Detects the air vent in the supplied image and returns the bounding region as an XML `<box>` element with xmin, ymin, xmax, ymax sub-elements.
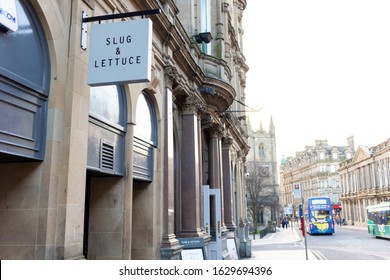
<box><xmin>101</xmin><ymin>142</ymin><xmax>114</xmax><ymax>170</ymax></box>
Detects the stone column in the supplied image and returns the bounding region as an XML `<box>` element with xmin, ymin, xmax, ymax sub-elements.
<box><xmin>160</xmin><ymin>67</ymin><xmax>182</xmax><ymax>259</ymax></box>
<box><xmin>209</xmin><ymin>123</ymin><xmax>223</xmax><ymax>189</ymax></box>
<box><xmin>208</xmin><ymin>123</ymin><xmax>230</xmax><ymax>259</ymax></box>
<box><xmin>237</xmin><ymin>152</ymin><xmax>252</xmax><ymax>258</ymax></box>
<box><xmin>222</xmin><ymin>136</ymin><xmax>235</xmax><ymax>231</ymax></box>
<box><xmin>179</xmin><ymin>94</ymin><xmax>205</xmax><ymax>238</ymax></box>
<box><xmin>208</xmin><ymin>123</ymin><xmax>226</xmax><ymax>222</ymax></box>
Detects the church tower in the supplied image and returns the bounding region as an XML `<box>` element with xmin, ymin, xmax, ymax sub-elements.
<box><xmin>246</xmin><ymin>117</ymin><xmax>279</xmax><ymax>227</ymax></box>
<box><xmin>247</xmin><ymin>117</ymin><xmax>278</xmax><ymax>185</ymax></box>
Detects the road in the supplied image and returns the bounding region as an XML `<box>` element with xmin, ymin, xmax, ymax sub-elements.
<box><xmin>299</xmin><ymin>225</ymin><xmax>390</xmax><ymax>260</ymax></box>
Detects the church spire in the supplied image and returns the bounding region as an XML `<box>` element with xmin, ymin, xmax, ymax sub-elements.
<box><xmin>269</xmin><ymin>115</ymin><xmax>275</xmax><ymax>136</ymax></box>
<box><xmin>259</xmin><ymin>121</ymin><xmax>264</xmax><ymax>132</ymax></box>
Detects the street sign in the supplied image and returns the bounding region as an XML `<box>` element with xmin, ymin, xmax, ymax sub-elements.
<box><xmin>293</xmin><ymin>182</ymin><xmax>301</xmax><ymax>198</ymax></box>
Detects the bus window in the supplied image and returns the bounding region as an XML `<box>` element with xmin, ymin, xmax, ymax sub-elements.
<box><xmin>366</xmin><ymin>202</ymin><xmax>390</xmax><ymax>239</ymax></box>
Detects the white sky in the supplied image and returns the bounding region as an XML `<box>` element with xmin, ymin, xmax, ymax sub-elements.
<box><xmin>242</xmin><ymin>0</ymin><xmax>390</xmax><ymax>162</ymax></box>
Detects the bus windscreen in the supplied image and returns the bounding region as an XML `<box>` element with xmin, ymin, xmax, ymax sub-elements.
<box><xmin>306</xmin><ymin>197</ymin><xmax>334</xmax><ymax>235</ymax></box>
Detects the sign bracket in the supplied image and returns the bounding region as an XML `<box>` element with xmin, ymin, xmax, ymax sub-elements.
<box><xmin>81</xmin><ymin>11</ymin><xmax>88</xmax><ymax>50</ymax></box>
<box><xmin>80</xmin><ymin>9</ymin><xmax>160</xmax><ymax>50</ymax></box>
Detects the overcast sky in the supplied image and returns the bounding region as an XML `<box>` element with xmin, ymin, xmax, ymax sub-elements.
<box><xmin>242</xmin><ymin>0</ymin><xmax>390</xmax><ymax>162</ymax></box>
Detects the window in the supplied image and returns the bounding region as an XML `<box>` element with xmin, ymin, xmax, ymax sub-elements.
<box><xmin>133</xmin><ymin>92</ymin><xmax>157</xmax><ymax>181</ymax></box>
<box><xmin>0</xmin><ymin>0</ymin><xmax>50</xmax><ymax>161</ymax></box>
<box><xmin>89</xmin><ymin>85</ymin><xmax>125</xmax><ymax>128</ymax></box>
<box><xmin>200</xmin><ymin>0</ymin><xmax>211</xmax><ymax>54</ymax></box>
<box><xmin>134</xmin><ymin>93</ymin><xmax>156</xmax><ymax>145</ymax></box>
<box><xmin>88</xmin><ymin>85</ymin><xmax>127</xmax><ymax>175</ymax></box>
<box><xmin>258</xmin><ymin>144</ymin><xmax>265</xmax><ymax>157</ymax></box>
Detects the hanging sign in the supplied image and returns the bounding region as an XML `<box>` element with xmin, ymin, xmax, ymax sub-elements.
<box><xmin>0</xmin><ymin>0</ymin><xmax>18</xmax><ymax>32</ymax></box>
<box><xmin>88</xmin><ymin>18</ymin><xmax>152</xmax><ymax>86</ymax></box>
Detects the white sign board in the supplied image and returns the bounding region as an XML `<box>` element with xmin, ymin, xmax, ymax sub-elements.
<box><xmin>0</xmin><ymin>0</ymin><xmax>18</xmax><ymax>32</ymax></box>
<box><xmin>180</xmin><ymin>249</ymin><xmax>204</xmax><ymax>260</ymax></box>
<box><xmin>88</xmin><ymin>19</ymin><xmax>152</xmax><ymax>86</ymax></box>
<box><xmin>227</xmin><ymin>238</ymin><xmax>238</xmax><ymax>260</ymax></box>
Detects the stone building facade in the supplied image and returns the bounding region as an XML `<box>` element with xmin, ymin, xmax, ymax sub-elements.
<box><xmin>0</xmin><ymin>0</ymin><xmax>250</xmax><ymax>260</ymax></box>
<box><xmin>246</xmin><ymin>118</ymin><xmax>279</xmax><ymax>228</ymax></box>
<box><xmin>279</xmin><ymin>138</ymin><xmax>354</xmax><ymax>217</ymax></box>
<box><xmin>339</xmin><ymin>138</ymin><xmax>390</xmax><ymax>227</ymax></box>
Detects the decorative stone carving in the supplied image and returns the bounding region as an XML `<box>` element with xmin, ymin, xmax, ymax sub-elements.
<box><xmin>222</xmin><ymin>2</ymin><xmax>230</xmax><ymax>13</ymax></box>
<box><xmin>222</xmin><ymin>136</ymin><xmax>233</xmax><ymax>149</ymax></box>
<box><xmin>181</xmin><ymin>94</ymin><xmax>206</xmax><ymax>116</ymax></box>
<box><xmin>164</xmin><ymin>65</ymin><xmax>179</xmax><ymax>89</ymax></box>
<box><xmin>208</xmin><ymin>123</ymin><xmax>225</xmax><ymax>138</ymax></box>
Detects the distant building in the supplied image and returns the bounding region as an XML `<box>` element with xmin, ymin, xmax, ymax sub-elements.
<box><xmin>339</xmin><ymin>138</ymin><xmax>390</xmax><ymax>227</ymax></box>
<box><xmin>279</xmin><ymin>137</ymin><xmax>355</xmax><ymax>218</ymax></box>
<box><xmin>246</xmin><ymin>118</ymin><xmax>279</xmax><ymax>228</ymax></box>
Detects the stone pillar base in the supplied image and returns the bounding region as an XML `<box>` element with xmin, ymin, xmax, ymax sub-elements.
<box><xmin>221</xmin><ymin>228</ymin><xmax>230</xmax><ymax>260</ymax></box>
<box><xmin>238</xmin><ymin>220</ymin><xmax>252</xmax><ymax>258</ymax></box>
<box><xmin>160</xmin><ymin>245</ymin><xmax>183</xmax><ymax>260</ymax></box>
<box><xmin>160</xmin><ymin>235</ymin><xmax>183</xmax><ymax>260</ymax></box>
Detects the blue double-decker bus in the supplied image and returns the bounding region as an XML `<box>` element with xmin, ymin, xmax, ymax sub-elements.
<box><xmin>305</xmin><ymin>197</ymin><xmax>334</xmax><ymax>235</ymax></box>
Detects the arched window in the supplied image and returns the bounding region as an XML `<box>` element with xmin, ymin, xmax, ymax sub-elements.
<box><xmin>87</xmin><ymin>85</ymin><xmax>127</xmax><ymax>175</ymax></box>
<box><xmin>259</xmin><ymin>144</ymin><xmax>265</xmax><ymax>157</ymax></box>
<box><xmin>134</xmin><ymin>93</ymin><xmax>157</xmax><ymax>145</ymax></box>
<box><xmin>89</xmin><ymin>85</ymin><xmax>126</xmax><ymax>129</ymax></box>
<box><xmin>0</xmin><ymin>0</ymin><xmax>50</xmax><ymax>161</ymax></box>
<box><xmin>133</xmin><ymin>92</ymin><xmax>157</xmax><ymax>181</ymax></box>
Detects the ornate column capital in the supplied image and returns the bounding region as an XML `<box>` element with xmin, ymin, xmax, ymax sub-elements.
<box><xmin>180</xmin><ymin>94</ymin><xmax>206</xmax><ymax>116</ymax></box>
<box><xmin>164</xmin><ymin>65</ymin><xmax>180</xmax><ymax>90</ymax></box>
<box><xmin>208</xmin><ymin>123</ymin><xmax>225</xmax><ymax>138</ymax></box>
<box><xmin>222</xmin><ymin>136</ymin><xmax>233</xmax><ymax>149</ymax></box>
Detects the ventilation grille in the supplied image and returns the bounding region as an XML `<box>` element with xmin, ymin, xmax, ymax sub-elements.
<box><xmin>101</xmin><ymin>142</ymin><xmax>114</xmax><ymax>170</ymax></box>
